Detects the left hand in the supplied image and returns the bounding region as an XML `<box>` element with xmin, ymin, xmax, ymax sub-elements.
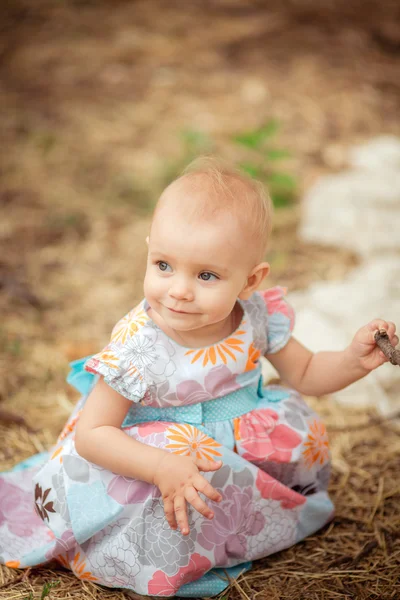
<box><xmin>349</xmin><ymin>319</ymin><xmax>398</xmax><ymax>372</ymax></box>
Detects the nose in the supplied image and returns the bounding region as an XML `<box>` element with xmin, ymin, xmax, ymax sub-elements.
<box><xmin>168</xmin><ymin>277</ymin><xmax>194</xmax><ymax>301</ymax></box>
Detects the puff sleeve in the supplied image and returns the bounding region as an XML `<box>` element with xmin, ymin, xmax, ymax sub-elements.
<box><xmin>259</xmin><ymin>286</ymin><xmax>295</xmax><ymax>354</ymax></box>
<box><xmin>84</xmin><ymin>306</ymin><xmax>148</xmax><ymax>403</ymax></box>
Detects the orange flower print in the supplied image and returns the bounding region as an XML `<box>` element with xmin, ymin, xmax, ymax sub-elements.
<box><xmin>58</xmin><ymin>411</ymin><xmax>82</xmax><ymax>442</ymax></box>
<box><xmin>94</xmin><ymin>349</ymin><xmax>119</xmax><ymax>370</ymax></box>
<box><xmin>57</xmin><ymin>553</ymin><xmax>69</xmax><ymax>569</ymax></box>
<box><xmin>111</xmin><ymin>308</ymin><xmax>148</xmax><ymax>344</ymax></box>
<box><xmin>303</xmin><ymin>419</ymin><xmax>330</xmax><ymax>468</ymax></box>
<box><xmin>51</xmin><ymin>446</ymin><xmax>63</xmax><ymax>462</ymax></box>
<box><xmin>245</xmin><ymin>343</ymin><xmax>261</xmax><ymax>372</ymax></box>
<box><xmin>165</xmin><ymin>424</ymin><xmax>222</xmax><ymax>461</ymax></box>
<box><xmin>125</xmin><ymin>363</ymin><xmax>144</xmax><ymax>380</ymax></box>
<box><xmin>71</xmin><ymin>552</ymin><xmax>98</xmax><ymax>581</ymax></box>
<box><xmin>185</xmin><ymin>330</ymin><xmax>246</xmax><ymax>367</ymax></box>
<box><xmin>233</xmin><ymin>417</ymin><xmax>241</xmax><ymax>441</ymax></box>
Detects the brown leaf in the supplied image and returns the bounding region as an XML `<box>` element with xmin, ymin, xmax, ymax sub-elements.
<box><xmin>34</xmin><ymin>483</ymin><xmax>42</xmax><ymax>501</ymax></box>
<box><xmin>44</xmin><ymin>501</ymin><xmax>56</xmax><ymax>514</ymax></box>
<box><xmin>42</xmin><ymin>488</ymin><xmax>51</xmax><ymax>504</ymax></box>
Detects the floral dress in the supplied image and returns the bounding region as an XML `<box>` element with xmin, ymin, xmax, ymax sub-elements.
<box><xmin>0</xmin><ymin>287</ymin><xmax>333</xmax><ymax>597</ymax></box>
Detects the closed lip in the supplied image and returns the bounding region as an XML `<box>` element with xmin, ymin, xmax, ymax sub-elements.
<box><xmin>167</xmin><ymin>307</ymin><xmax>195</xmax><ymax>314</ymax></box>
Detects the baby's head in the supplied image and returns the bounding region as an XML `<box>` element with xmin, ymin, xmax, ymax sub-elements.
<box><xmin>144</xmin><ymin>157</ymin><xmax>272</xmax><ymax>333</ymax></box>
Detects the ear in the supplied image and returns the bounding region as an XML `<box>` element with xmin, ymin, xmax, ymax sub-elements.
<box><xmin>238</xmin><ymin>262</ymin><xmax>270</xmax><ymax>300</ymax></box>
<box><xmin>146</xmin><ymin>236</ymin><xmax>150</xmax><ymax>246</ymax></box>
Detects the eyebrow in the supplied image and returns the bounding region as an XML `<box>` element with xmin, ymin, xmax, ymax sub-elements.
<box><xmin>149</xmin><ymin>252</ymin><xmax>231</xmax><ymax>276</ymax></box>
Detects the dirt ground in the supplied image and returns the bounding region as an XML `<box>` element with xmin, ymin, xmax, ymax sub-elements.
<box><xmin>1</xmin><ymin>1</ymin><xmax>400</xmax><ymax>598</ymax></box>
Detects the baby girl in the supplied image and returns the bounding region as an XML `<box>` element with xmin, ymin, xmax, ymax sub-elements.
<box><xmin>0</xmin><ymin>158</ymin><xmax>397</xmax><ymax>597</ymax></box>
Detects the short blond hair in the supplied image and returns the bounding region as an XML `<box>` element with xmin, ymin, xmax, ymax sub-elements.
<box><xmin>155</xmin><ymin>156</ymin><xmax>273</xmax><ymax>262</ymax></box>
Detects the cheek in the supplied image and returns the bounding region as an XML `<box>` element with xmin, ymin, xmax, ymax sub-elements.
<box><xmin>143</xmin><ymin>271</ymin><xmax>158</xmax><ymax>300</ymax></box>
<box><xmin>198</xmin><ymin>286</ymin><xmax>232</xmax><ymax>313</ymax></box>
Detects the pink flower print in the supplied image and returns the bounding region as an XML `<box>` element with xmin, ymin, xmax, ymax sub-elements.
<box><xmin>172</xmin><ymin>365</ymin><xmax>240</xmax><ymax>406</ymax></box>
<box><xmin>260</xmin><ymin>287</ymin><xmax>290</xmax><ymax>316</ymax></box>
<box><xmin>260</xmin><ymin>287</ymin><xmax>295</xmax><ymax>329</ymax></box>
<box><xmin>256</xmin><ymin>470</ymin><xmax>306</xmax><ymax>509</ymax></box>
<box><xmin>107</xmin><ymin>476</ymin><xmax>160</xmax><ymax>505</ymax></box>
<box><xmin>237</xmin><ymin>408</ymin><xmax>302</xmax><ymax>463</ymax></box>
<box><xmin>0</xmin><ymin>478</ymin><xmax>42</xmax><ymax>537</ymax></box>
<box><xmin>136</xmin><ymin>422</ymin><xmax>169</xmax><ymax>436</ymax></box>
<box><xmin>197</xmin><ymin>484</ymin><xmax>264</xmax><ymax>564</ymax></box>
<box><xmin>45</xmin><ymin>529</ymin><xmax>76</xmax><ymax>560</ymax></box>
<box><xmin>148</xmin><ymin>553</ymin><xmax>212</xmax><ymax>596</ymax></box>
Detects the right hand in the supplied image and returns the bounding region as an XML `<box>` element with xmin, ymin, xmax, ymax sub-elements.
<box><xmin>153</xmin><ymin>452</ymin><xmax>223</xmax><ymax>535</ymax></box>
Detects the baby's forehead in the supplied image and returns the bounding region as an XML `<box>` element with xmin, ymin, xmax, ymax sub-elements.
<box><xmin>150</xmin><ymin>209</ymin><xmax>251</xmax><ymax>272</ymax></box>
<box><xmin>154</xmin><ymin>173</ymin><xmax>254</xmax><ymax>222</ymax></box>
<box><xmin>152</xmin><ymin>197</ymin><xmax>242</xmax><ymax>244</ymax></box>
<box><xmin>151</xmin><ymin>168</ymin><xmax>271</xmax><ymax>263</ymax></box>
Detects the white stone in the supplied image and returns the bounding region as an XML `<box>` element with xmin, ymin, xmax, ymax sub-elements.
<box><xmin>300</xmin><ymin>136</ymin><xmax>400</xmax><ymax>257</ymax></box>
<box><xmin>263</xmin><ymin>255</ymin><xmax>400</xmax><ymax>414</ymax></box>
<box><xmin>349</xmin><ymin>136</ymin><xmax>400</xmax><ymax>171</ymax></box>
<box><xmin>299</xmin><ymin>170</ymin><xmax>400</xmax><ymax>257</ymax></box>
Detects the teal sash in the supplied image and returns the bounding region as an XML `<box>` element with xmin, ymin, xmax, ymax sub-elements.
<box><xmin>67</xmin><ymin>356</ymin><xmax>288</xmax><ymax>427</ymax></box>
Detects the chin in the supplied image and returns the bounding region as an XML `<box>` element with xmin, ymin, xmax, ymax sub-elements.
<box><xmin>166</xmin><ymin>316</ymin><xmax>201</xmax><ymax>329</ymax></box>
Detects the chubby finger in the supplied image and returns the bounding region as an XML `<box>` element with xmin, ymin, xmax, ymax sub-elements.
<box><xmin>184</xmin><ymin>486</ymin><xmax>214</xmax><ymax>520</ymax></box>
<box><xmin>195</xmin><ymin>458</ymin><xmax>223</xmax><ymax>472</ymax></box>
<box><xmin>163</xmin><ymin>497</ymin><xmax>178</xmax><ymax>531</ymax></box>
<box><xmin>367</xmin><ymin>318</ymin><xmax>389</xmax><ymax>336</ymax></box>
<box><xmin>193</xmin><ymin>474</ymin><xmax>223</xmax><ymax>503</ymax></box>
<box><xmin>373</xmin><ymin>321</ymin><xmax>397</xmax><ymax>345</ymax></box>
<box><xmin>386</xmin><ymin>321</ymin><xmax>397</xmax><ymax>340</ymax></box>
<box><xmin>174</xmin><ymin>496</ymin><xmax>190</xmax><ymax>536</ymax></box>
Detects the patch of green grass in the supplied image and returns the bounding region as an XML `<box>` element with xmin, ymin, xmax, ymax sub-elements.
<box><xmin>23</xmin><ymin>579</ymin><xmax>60</xmax><ymax>600</ymax></box>
<box><xmin>233</xmin><ymin>119</ymin><xmax>297</xmax><ymax>208</ymax></box>
<box><xmin>107</xmin><ymin>122</ymin><xmax>296</xmax><ymax>214</ymax></box>
<box><xmin>159</xmin><ymin>122</ymin><xmax>297</xmax><ymax>209</ymax></box>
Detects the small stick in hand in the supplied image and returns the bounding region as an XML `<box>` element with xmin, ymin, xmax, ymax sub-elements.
<box><xmin>374</xmin><ymin>329</ymin><xmax>400</xmax><ymax>366</ymax></box>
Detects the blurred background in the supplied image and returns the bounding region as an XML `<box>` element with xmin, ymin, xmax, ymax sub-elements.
<box><xmin>1</xmin><ymin>0</ymin><xmax>400</xmax><ymax>444</ymax></box>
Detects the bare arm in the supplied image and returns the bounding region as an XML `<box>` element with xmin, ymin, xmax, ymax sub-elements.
<box><xmin>75</xmin><ymin>377</ymin><xmax>167</xmax><ymax>484</ymax></box>
<box><xmin>266</xmin><ymin>338</ymin><xmax>367</xmax><ymax>397</ymax></box>
<box><xmin>265</xmin><ymin>319</ymin><xmax>398</xmax><ymax>397</ymax></box>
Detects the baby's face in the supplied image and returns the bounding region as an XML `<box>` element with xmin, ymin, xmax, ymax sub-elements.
<box><xmin>144</xmin><ymin>202</ymin><xmax>253</xmax><ymax>335</ymax></box>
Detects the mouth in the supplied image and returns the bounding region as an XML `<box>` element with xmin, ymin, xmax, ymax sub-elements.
<box><xmin>167</xmin><ymin>307</ymin><xmax>194</xmax><ymax>314</ymax></box>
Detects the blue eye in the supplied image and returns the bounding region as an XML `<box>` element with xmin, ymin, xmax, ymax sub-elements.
<box><xmin>199</xmin><ymin>272</ymin><xmax>218</xmax><ymax>282</ymax></box>
<box><xmin>157</xmin><ymin>261</ymin><xmax>171</xmax><ymax>272</ymax></box>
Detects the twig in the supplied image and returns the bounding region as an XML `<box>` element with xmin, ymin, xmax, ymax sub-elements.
<box><xmin>374</xmin><ymin>329</ymin><xmax>400</xmax><ymax>366</ymax></box>
<box><xmin>352</xmin><ymin>540</ymin><xmax>379</xmax><ymax>566</ymax></box>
